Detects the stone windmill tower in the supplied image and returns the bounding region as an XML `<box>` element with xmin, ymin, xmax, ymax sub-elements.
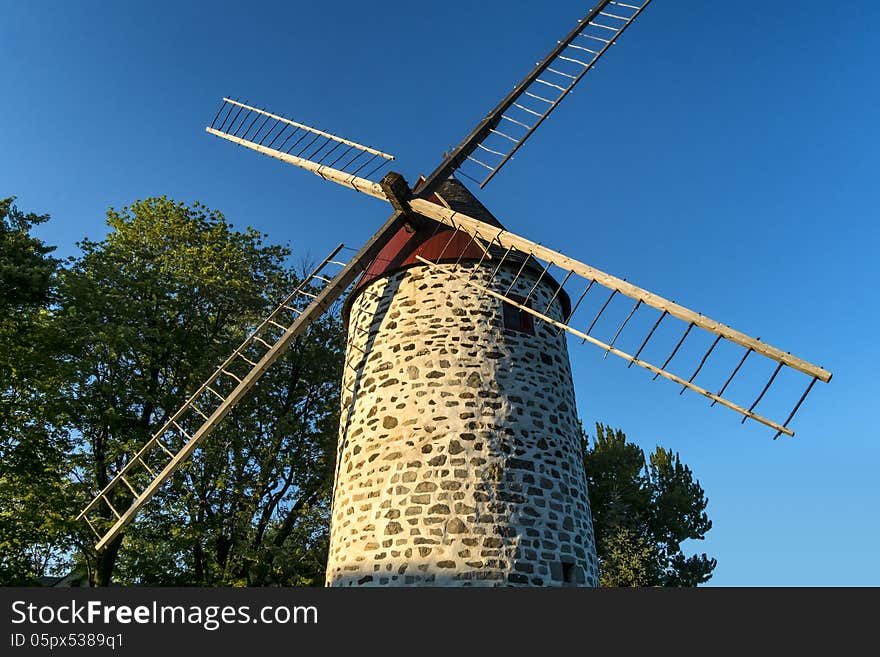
<box><xmin>77</xmin><ymin>0</ymin><xmax>832</xmax><ymax>587</ymax></box>
<box><xmin>326</xmin><ymin>178</ymin><xmax>594</xmax><ymax>586</ymax></box>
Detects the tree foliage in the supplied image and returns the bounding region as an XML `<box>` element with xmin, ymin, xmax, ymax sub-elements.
<box><xmin>0</xmin><ymin>198</ymin><xmax>73</xmax><ymax>585</ymax></box>
<box><xmin>583</xmin><ymin>423</ymin><xmax>716</xmax><ymax>587</ymax></box>
<box><xmin>1</xmin><ymin>196</ymin><xmax>342</xmax><ymax>586</ymax></box>
<box><xmin>0</xmin><ymin>197</ymin><xmax>57</xmax><ymax>310</ymax></box>
<box><xmin>53</xmin><ymin>197</ymin><xmax>343</xmax><ymax>586</ymax></box>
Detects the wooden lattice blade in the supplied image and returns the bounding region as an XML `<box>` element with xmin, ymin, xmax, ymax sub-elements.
<box><xmin>78</xmin><ymin>212</ymin><xmax>408</xmax><ymax>551</ymax></box>
<box><xmin>408</xmin><ymin>197</ymin><xmax>831</xmax><ymax>437</ymax></box>
<box><xmin>416</xmin><ymin>0</ymin><xmax>654</xmax><ymax>194</ymax></box>
<box><xmin>206</xmin><ymin>98</ymin><xmax>394</xmax><ymax>201</ymax></box>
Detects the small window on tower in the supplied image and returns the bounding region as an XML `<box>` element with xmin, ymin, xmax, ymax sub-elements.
<box><xmin>502</xmin><ymin>295</ymin><xmax>535</xmax><ymax>335</ymax></box>
<box><xmin>560</xmin><ymin>560</ymin><xmax>586</xmax><ymax>585</ymax></box>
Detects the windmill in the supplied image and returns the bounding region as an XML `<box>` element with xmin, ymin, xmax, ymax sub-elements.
<box><xmin>77</xmin><ymin>1</ymin><xmax>831</xmax><ymax>587</ymax></box>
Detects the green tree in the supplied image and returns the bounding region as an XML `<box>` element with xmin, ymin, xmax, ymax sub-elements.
<box><xmin>0</xmin><ymin>197</ymin><xmax>57</xmax><ymax>309</ymax></box>
<box><xmin>55</xmin><ymin>197</ymin><xmax>341</xmax><ymax>585</ymax></box>
<box><xmin>0</xmin><ymin>197</ymin><xmax>73</xmax><ymax>585</ymax></box>
<box><xmin>583</xmin><ymin>423</ymin><xmax>716</xmax><ymax>587</ymax></box>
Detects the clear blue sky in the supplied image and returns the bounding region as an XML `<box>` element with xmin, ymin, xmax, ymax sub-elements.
<box><xmin>3</xmin><ymin>0</ymin><xmax>878</xmax><ymax>585</ymax></box>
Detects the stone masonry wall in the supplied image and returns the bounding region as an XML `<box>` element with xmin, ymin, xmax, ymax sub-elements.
<box><xmin>325</xmin><ymin>261</ymin><xmax>598</xmax><ymax>586</ymax></box>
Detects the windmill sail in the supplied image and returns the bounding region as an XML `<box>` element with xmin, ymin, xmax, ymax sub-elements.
<box><xmin>405</xmin><ymin>198</ymin><xmax>831</xmax><ymax>437</ymax></box>
<box><xmin>78</xmin><ymin>211</ymin><xmax>408</xmax><ymax>550</ymax></box>
<box><xmin>416</xmin><ymin>0</ymin><xmax>653</xmax><ymax>194</ymax></box>
<box><xmin>207</xmin><ymin>98</ymin><xmax>395</xmax><ymax>200</ymax></box>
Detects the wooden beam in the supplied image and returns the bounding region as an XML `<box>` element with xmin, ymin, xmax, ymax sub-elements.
<box><xmin>409</xmin><ymin>198</ymin><xmax>832</xmax><ymax>384</ymax></box>
<box><xmin>206</xmin><ymin>127</ymin><xmax>387</xmax><ymax>201</ymax></box>
<box><xmin>379</xmin><ymin>171</ymin><xmax>413</xmax><ymax>216</ymax></box>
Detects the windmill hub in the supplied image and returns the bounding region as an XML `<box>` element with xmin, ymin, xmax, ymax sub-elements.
<box><xmin>378</xmin><ymin>171</ymin><xmax>414</xmax><ymax>216</ymax></box>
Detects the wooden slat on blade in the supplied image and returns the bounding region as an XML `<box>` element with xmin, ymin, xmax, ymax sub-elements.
<box><xmin>409</xmin><ymin>198</ymin><xmax>832</xmax><ymax>383</ymax></box>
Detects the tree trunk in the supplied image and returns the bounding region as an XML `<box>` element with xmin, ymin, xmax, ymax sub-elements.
<box><xmin>91</xmin><ymin>534</ymin><xmax>123</xmax><ymax>586</ymax></box>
